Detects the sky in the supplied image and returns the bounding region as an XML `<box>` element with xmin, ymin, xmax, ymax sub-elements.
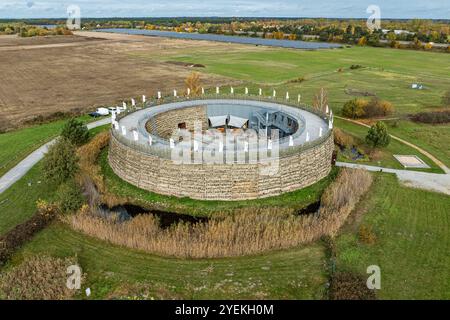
<box><xmin>0</xmin><ymin>0</ymin><xmax>449</xmax><ymax>19</ymax></box>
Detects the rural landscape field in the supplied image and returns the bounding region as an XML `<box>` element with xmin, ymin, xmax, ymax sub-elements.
<box><xmin>0</xmin><ymin>0</ymin><xmax>449</xmax><ymax>309</ymax></box>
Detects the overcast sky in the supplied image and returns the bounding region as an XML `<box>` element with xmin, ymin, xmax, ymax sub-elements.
<box><xmin>1</xmin><ymin>0</ymin><xmax>449</xmax><ymax>19</ymax></box>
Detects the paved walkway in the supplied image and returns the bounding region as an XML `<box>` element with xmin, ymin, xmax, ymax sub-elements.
<box><xmin>0</xmin><ymin>118</ymin><xmax>111</xmax><ymax>195</ymax></box>
<box><xmin>336</xmin><ymin>162</ymin><xmax>450</xmax><ymax>195</ymax></box>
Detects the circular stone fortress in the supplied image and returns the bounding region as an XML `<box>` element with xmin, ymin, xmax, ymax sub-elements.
<box><xmin>109</xmin><ymin>98</ymin><xmax>334</xmax><ymax>201</ymax></box>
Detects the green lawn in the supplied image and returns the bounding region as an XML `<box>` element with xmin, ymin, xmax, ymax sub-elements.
<box><xmin>0</xmin><ymin>162</ymin><xmax>58</xmax><ymax>234</ymax></box>
<box><xmin>384</xmin><ymin>119</ymin><xmax>450</xmax><ymax>168</ymax></box>
<box><xmin>0</xmin><ymin>124</ymin><xmax>110</xmax><ymax>235</ymax></box>
<box><xmin>100</xmin><ymin>149</ymin><xmax>336</xmax><ymax>216</ymax></box>
<box><xmin>0</xmin><ymin>115</ymin><xmax>99</xmax><ymax>177</ymax></box>
<box><xmin>335</xmin><ymin>173</ymin><xmax>450</xmax><ymax>299</ymax></box>
<box><xmin>164</xmin><ymin>45</ymin><xmax>449</xmax><ymax>165</ymax></box>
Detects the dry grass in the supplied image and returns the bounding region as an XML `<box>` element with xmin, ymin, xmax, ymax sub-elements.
<box><xmin>65</xmin><ymin>168</ymin><xmax>373</xmax><ymax>258</ymax></box>
<box><xmin>334</xmin><ymin>128</ymin><xmax>355</xmax><ymax>148</ymax></box>
<box><xmin>0</xmin><ymin>255</ymin><xmax>80</xmax><ymax>300</ymax></box>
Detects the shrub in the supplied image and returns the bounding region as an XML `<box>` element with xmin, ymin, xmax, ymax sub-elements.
<box><xmin>366</xmin><ymin>121</ymin><xmax>390</xmax><ymax>148</ymax></box>
<box><xmin>313</xmin><ymin>87</ymin><xmax>328</xmax><ymax>112</ymax></box>
<box><xmin>185</xmin><ymin>72</ymin><xmax>201</xmax><ymax>95</ymax></box>
<box><xmin>442</xmin><ymin>90</ymin><xmax>450</xmax><ymax>107</ymax></box>
<box><xmin>410</xmin><ymin>110</ymin><xmax>450</xmax><ymax>124</ymax></box>
<box><xmin>358</xmin><ymin>225</ymin><xmax>377</xmax><ymax>245</ymax></box>
<box><xmin>363</xmin><ymin>98</ymin><xmax>394</xmax><ymax>118</ymax></box>
<box><xmin>56</xmin><ymin>179</ymin><xmax>85</xmax><ymax>214</ymax></box>
<box><xmin>0</xmin><ymin>200</ymin><xmax>57</xmax><ymax>265</ymax></box>
<box><xmin>350</xmin><ymin>64</ymin><xmax>363</xmax><ymax>70</ymax></box>
<box><xmin>329</xmin><ymin>271</ymin><xmax>376</xmax><ymax>300</ymax></box>
<box><xmin>333</xmin><ymin>128</ymin><xmax>354</xmax><ymax>148</ymax></box>
<box><xmin>0</xmin><ymin>255</ymin><xmax>80</xmax><ymax>300</ymax></box>
<box><xmin>43</xmin><ymin>138</ymin><xmax>79</xmax><ymax>185</ymax></box>
<box><xmin>342</xmin><ymin>98</ymin><xmax>367</xmax><ymax>118</ymax></box>
<box><xmin>61</xmin><ymin>118</ymin><xmax>89</xmax><ymax>146</ymax></box>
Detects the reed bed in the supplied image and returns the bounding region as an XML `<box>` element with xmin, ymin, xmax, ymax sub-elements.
<box><xmin>65</xmin><ymin>167</ymin><xmax>372</xmax><ymax>258</ymax></box>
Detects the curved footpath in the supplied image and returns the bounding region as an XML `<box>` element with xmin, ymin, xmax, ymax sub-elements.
<box><xmin>0</xmin><ymin>116</ymin><xmax>449</xmax><ymax>196</ymax></box>
<box><xmin>0</xmin><ymin>118</ymin><xmax>110</xmax><ymax>194</ymax></box>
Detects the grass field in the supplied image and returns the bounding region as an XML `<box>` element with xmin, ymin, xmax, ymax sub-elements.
<box><xmin>0</xmin><ymin>115</ymin><xmax>101</xmax><ymax>177</ymax></box>
<box><xmin>333</xmin><ymin>118</ymin><xmax>442</xmax><ymax>172</ymax></box>
<box><xmin>3</xmin><ymin>166</ymin><xmax>449</xmax><ymax>299</ymax></box>
<box><xmin>0</xmin><ymin>32</ymin><xmax>231</xmax><ymax>126</ymax></box>
<box><xmin>8</xmin><ymin>224</ymin><xmax>327</xmax><ymax>299</ymax></box>
<box><xmin>0</xmin><ymin>34</ymin><xmax>449</xmax><ymax>300</ymax></box>
<box><xmin>0</xmin><ymin>124</ymin><xmax>111</xmax><ymax>234</ymax></box>
<box><xmin>335</xmin><ymin>173</ymin><xmax>450</xmax><ymax>299</ymax></box>
<box><xmin>170</xmin><ymin>46</ymin><xmax>450</xmax><ymax>114</ymax></box>
<box><xmin>166</xmin><ymin>45</ymin><xmax>450</xmax><ymax>167</ymax></box>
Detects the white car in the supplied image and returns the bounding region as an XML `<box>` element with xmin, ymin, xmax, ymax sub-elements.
<box><xmin>96</xmin><ymin>107</ymin><xmax>110</xmax><ymax>116</ymax></box>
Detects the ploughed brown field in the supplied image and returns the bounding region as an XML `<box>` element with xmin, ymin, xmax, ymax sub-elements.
<box><xmin>0</xmin><ymin>32</ymin><xmax>239</xmax><ymax>126</ymax></box>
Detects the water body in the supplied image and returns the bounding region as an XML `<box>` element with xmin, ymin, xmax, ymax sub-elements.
<box><xmin>35</xmin><ymin>24</ymin><xmax>58</xmax><ymax>29</ymax></box>
<box><xmin>96</xmin><ymin>28</ymin><xmax>342</xmax><ymax>50</ymax></box>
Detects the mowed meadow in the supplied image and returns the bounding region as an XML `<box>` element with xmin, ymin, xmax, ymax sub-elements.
<box><xmin>164</xmin><ymin>45</ymin><xmax>450</xmax><ymax>166</ymax></box>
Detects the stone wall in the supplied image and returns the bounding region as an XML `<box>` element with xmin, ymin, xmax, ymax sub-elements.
<box><xmin>108</xmin><ymin>133</ymin><xmax>334</xmax><ymax>201</ymax></box>
<box><xmin>146</xmin><ymin>105</ymin><xmax>208</xmax><ymax>139</ymax></box>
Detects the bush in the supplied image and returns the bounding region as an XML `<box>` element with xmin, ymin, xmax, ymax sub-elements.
<box><xmin>410</xmin><ymin>110</ymin><xmax>450</xmax><ymax>124</ymax></box>
<box><xmin>342</xmin><ymin>98</ymin><xmax>367</xmax><ymax>118</ymax></box>
<box><xmin>56</xmin><ymin>179</ymin><xmax>85</xmax><ymax>214</ymax></box>
<box><xmin>363</xmin><ymin>98</ymin><xmax>394</xmax><ymax>118</ymax></box>
<box><xmin>333</xmin><ymin>128</ymin><xmax>354</xmax><ymax>148</ymax></box>
<box><xmin>0</xmin><ymin>255</ymin><xmax>80</xmax><ymax>300</ymax></box>
<box><xmin>43</xmin><ymin>138</ymin><xmax>79</xmax><ymax>185</ymax></box>
<box><xmin>61</xmin><ymin>118</ymin><xmax>89</xmax><ymax>146</ymax></box>
<box><xmin>365</xmin><ymin>121</ymin><xmax>390</xmax><ymax>148</ymax></box>
<box><xmin>329</xmin><ymin>271</ymin><xmax>376</xmax><ymax>300</ymax></box>
<box><xmin>350</xmin><ymin>64</ymin><xmax>363</xmax><ymax>70</ymax></box>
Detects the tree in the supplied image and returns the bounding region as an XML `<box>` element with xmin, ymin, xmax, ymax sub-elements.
<box><xmin>342</xmin><ymin>99</ymin><xmax>367</xmax><ymax>119</ymax></box>
<box><xmin>357</xmin><ymin>36</ymin><xmax>367</xmax><ymax>46</ymax></box>
<box><xmin>185</xmin><ymin>72</ymin><xmax>201</xmax><ymax>95</ymax></box>
<box><xmin>61</xmin><ymin>118</ymin><xmax>89</xmax><ymax>146</ymax></box>
<box><xmin>313</xmin><ymin>87</ymin><xmax>328</xmax><ymax>113</ymax></box>
<box><xmin>363</xmin><ymin>98</ymin><xmax>394</xmax><ymax>117</ymax></box>
<box><xmin>365</xmin><ymin>121</ymin><xmax>390</xmax><ymax>148</ymax></box>
<box><xmin>43</xmin><ymin>138</ymin><xmax>79</xmax><ymax>185</ymax></box>
<box><xmin>56</xmin><ymin>178</ymin><xmax>85</xmax><ymax>214</ymax></box>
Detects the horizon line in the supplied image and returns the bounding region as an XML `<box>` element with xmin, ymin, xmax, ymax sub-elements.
<box><xmin>1</xmin><ymin>16</ymin><xmax>450</xmax><ymax>21</ymax></box>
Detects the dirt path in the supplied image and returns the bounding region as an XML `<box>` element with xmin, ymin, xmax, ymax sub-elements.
<box><xmin>335</xmin><ymin>115</ymin><xmax>450</xmax><ymax>174</ymax></box>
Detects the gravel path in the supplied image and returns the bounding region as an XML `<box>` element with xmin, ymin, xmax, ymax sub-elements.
<box><xmin>0</xmin><ymin>118</ymin><xmax>111</xmax><ymax>194</ymax></box>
